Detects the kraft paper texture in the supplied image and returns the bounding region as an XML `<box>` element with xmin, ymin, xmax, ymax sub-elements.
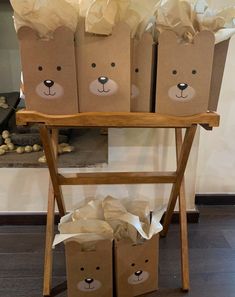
<box><xmin>115</xmin><ymin>235</ymin><xmax>159</xmax><ymax>297</ymax></box>
<box><xmin>131</xmin><ymin>32</ymin><xmax>155</xmax><ymax>112</ymax></box>
<box><xmin>156</xmin><ymin>30</ymin><xmax>215</xmax><ymax>116</ymax></box>
<box><xmin>17</xmin><ymin>26</ymin><xmax>79</xmax><ymax>115</ymax></box>
<box><xmin>76</xmin><ymin>20</ymin><xmax>131</xmax><ymax>112</ymax></box>
<box><xmin>66</xmin><ymin>239</ymin><xmax>113</xmax><ymax>297</ymax></box>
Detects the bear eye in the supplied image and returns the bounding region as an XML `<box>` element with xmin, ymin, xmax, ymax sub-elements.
<box><xmin>135</xmin><ymin>68</ymin><xmax>139</xmax><ymax>73</ymax></box>
<box><xmin>80</xmin><ymin>267</ymin><xmax>84</xmax><ymax>271</ymax></box>
<box><xmin>192</xmin><ymin>69</ymin><xmax>197</xmax><ymax>74</ymax></box>
<box><xmin>131</xmin><ymin>263</ymin><xmax>135</xmax><ymax>267</ymax></box>
<box><xmin>57</xmin><ymin>66</ymin><xmax>62</xmax><ymax>71</ymax></box>
<box><xmin>172</xmin><ymin>70</ymin><xmax>177</xmax><ymax>75</ymax></box>
<box><xmin>38</xmin><ymin>66</ymin><xmax>43</xmax><ymax>71</ymax></box>
<box><xmin>145</xmin><ymin>259</ymin><xmax>149</xmax><ymax>263</ymax></box>
<box><xmin>111</xmin><ymin>62</ymin><xmax>115</xmax><ymax>67</ymax></box>
<box><xmin>91</xmin><ymin>63</ymin><xmax>96</xmax><ymax>68</ymax></box>
<box><xmin>96</xmin><ymin>266</ymin><xmax>100</xmax><ymax>270</ymax></box>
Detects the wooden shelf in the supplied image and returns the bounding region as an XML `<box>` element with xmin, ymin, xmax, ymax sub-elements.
<box><xmin>16</xmin><ymin>110</ymin><xmax>220</xmax><ymax>129</ymax></box>
<box><xmin>16</xmin><ymin>109</ymin><xmax>220</xmax><ymax>295</ymax></box>
<box><xmin>58</xmin><ymin>171</ymin><xmax>177</xmax><ymax>185</ymax></box>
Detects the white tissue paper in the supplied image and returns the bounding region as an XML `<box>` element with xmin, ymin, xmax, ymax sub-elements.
<box><xmin>53</xmin><ymin>196</ymin><xmax>165</xmax><ymax>248</ymax></box>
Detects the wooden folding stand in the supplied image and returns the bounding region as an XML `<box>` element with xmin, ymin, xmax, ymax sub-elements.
<box><xmin>16</xmin><ymin>110</ymin><xmax>220</xmax><ymax>296</ymax></box>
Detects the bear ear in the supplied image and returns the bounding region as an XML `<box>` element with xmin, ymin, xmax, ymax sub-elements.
<box><xmin>158</xmin><ymin>30</ymin><xmax>178</xmax><ymax>46</ymax></box>
<box><xmin>193</xmin><ymin>30</ymin><xmax>215</xmax><ymax>47</ymax></box>
<box><xmin>17</xmin><ymin>26</ymin><xmax>37</xmax><ymax>41</ymax></box>
<box><xmin>53</xmin><ymin>26</ymin><xmax>74</xmax><ymax>44</ymax></box>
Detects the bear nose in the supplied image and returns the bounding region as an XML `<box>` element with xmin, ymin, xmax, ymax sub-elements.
<box><xmin>135</xmin><ymin>270</ymin><xmax>143</xmax><ymax>276</ymax></box>
<box><xmin>85</xmin><ymin>278</ymin><xmax>94</xmax><ymax>284</ymax></box>
<box><xmin>177</xmin><ymin>83</ymin><xmax>188</xmax><ymax>91</ymax></box>
<box><xmin>98</xmin><ymin>76</ymin><xmax>109</xmax><ymax>85</ymax></box>
<box><xmin>44</xmin><ymin>80</ymin><xmax>54</xmax><ymax>88</ymax></box>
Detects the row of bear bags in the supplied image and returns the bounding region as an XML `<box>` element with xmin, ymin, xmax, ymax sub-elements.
<box><xmin>65</xmin><ymin>235</ymin><xmax>159</xmax><ymax>297</ymax></box>
<box><xmin>17</xmin><ymin>20</ymin><xmax>155</xmax><ymax>115</ymax></box>
<box><xmin>17</xmin><ymin>24</ymin><xmax>229</xmax><ymax>116</ymax></box>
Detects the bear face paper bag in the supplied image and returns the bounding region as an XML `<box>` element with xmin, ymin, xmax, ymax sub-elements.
<box><xmin>156</xmin><ymin>30</ymin><xmax>215</xmax><ymax>116</ymax></box>
<box><xmin>76</xmin><ymin>21</ymin><xmax>131</xmax><ymax>112</ymax></box>
<box><xmin>65</xmin><ymin>240</ymin><xmax>113</xmax><ymax>297</ymax></box>
<box><xmin>115</xmin><ymin>235</ymin><xmax>159</xmax><ymax>297</ymax></box>
<box><xmin>18</xmin><ymin>26</ymin><xmax>79</xmax><ymax>115</ymax></box>
<box><xmin>131</xmin><ymin>33</ymin><xmax>156</xmax><ymax>112</ymax></box>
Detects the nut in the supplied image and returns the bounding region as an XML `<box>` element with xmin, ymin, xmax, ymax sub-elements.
<box><xmin>0</xmin><ymin>96</ymin><xmax>6</xmax><ymax>103</ymax></box>
<box><xmin>0</xmin><ymin>103</ymin><xmax>9</xmax><ymax>109</ymax></box>
<box><xmin>16</xmin><ymin>147</ymin><xmax>25</xmax><ymax>154</ymax></box>
<box><xmin>0</xmin><ymin>144</ymin><xmax>9</xmax><ymax>151</ymax></box>
<box><xmin>7</xmin><ymin>143</ymin><xmax>14</xmax><ymax>151</ymax></box>
<box><xmin>4</xmin><ymin>138</ymin><xmax>11</xmax><ymax>144</ymax></box>
<box><xmin>32</xmin><ymin>144</ymin><xmax>41</xmax><ymax>152</ymax></box>
<box><xmin>62</xmin><ymin>145</ymin><xmax>74</xmax><ymax>153</ymax></box>
<box><xmin>25</xmin><ymin>145</ymin><xmax>33</xmax><ymax>153</ymax></box>
<box><xmin>38</xmin><ymin>155</ymin><xmax>46</xmax><ymax>163</ymax></box>
<box><xmin>2</xmin><ymin>130</ymin><xmax>10</xmax><ymax>139</ymax></box>
<box><xmin>0</xmin><ymin>148</ymin><xmax>5</xmax><ymax>155</ymax></box>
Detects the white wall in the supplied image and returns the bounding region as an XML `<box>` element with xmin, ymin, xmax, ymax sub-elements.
<box><xmin>197</xmin><ymin>35</ymin><xmax>235</xmax><ymax>194</ymax></box>
<box><xmin>0</xmin><ymin>127</ymin><xmax>199</xmax><ymax>212</ymax></box>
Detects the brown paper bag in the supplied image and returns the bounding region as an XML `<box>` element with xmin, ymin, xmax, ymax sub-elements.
<box><xmin>17</xmin><ymin>26</ymin><xmax>79</xmax><ymax>115</ymax></box>
<box><xmin>156</xmin><ymin>30</ymin><xmax>215</xmax><ymax>116</ymax></box>
<box><xmin>114</xmin><ymin>234</ymin><xmax>159</xmax><ymax>297</ymax></box>
<box><xmin>208</xmin><ymin>39</ymin><xmax>230</xmax><ymax>111</ymax></box>
<box><xmin>65</xmin><ymin>239</ymin><xmax>113</xmax><ymax>297</ymax></box>
<box><xmin>76</xmin><ymin>20</ymin><xmax>131</xmax><ymax>112</ymax></box>
<box><xmin>131</xmin><ymin>33</ymin><xmax>156</xmax><ymax>112</ymax></box>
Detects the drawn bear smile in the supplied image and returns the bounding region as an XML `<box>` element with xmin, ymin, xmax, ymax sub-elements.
<box><xmin>128</xmin><ymin>270</ymin><xmax>149</xmax><ymax>285</ymax></box>
<box><xmin>77</xmin><ymin>278</ymin><xmax>101</xmax><ymax>292</ymax></box>
<box><xmin>176</xmin><ymin>92</ymin><xmax>188</xmax><ymax>99</ymax></box>
<box><xmin>168</xmin><ymin>82</ymin><xmax>195</xmax><ymax>102</ymax></box>
<box><xmin>36</xmin><ymin>80</ymin><xmax>64</xmax><ymax>99</ymax></box>
<box><xmin>98</xmin><ymin>85</ymin><xmax>111</xmax><ymax>93</ymax></box>
<box><xmin>89</xmin><ymin>76</ymin><xmax>118</xmax><ymax>96</ymax></box>
<box><xmin>43</xmin><ymin>89</ymin><xmax>56</xmax><ymax>96</ymax></box>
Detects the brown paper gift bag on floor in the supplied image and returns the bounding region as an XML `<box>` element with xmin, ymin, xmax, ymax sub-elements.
<box><xmin>76</xmin><ymin>20</ymin><xmax>131</xmax><ymax>112</ymax></box>
<box><xmin>131</xmin><ymin>33</ymin><xmax>156</xmax><ymax>112</ymax></box>
<box><xmin>65</xmin><ymin>239</ymin><xmax>113</xmax><ymax>297</ymax></box>
<box><xmin>18</xmin><ymin>26</ymin><xmax>79</xmax><ymax>115</ymax></box>
<box><xmin>156</xmin><ymin>30</ymin><xmax>215</xmax><ymax>116</ymax></box>
<box><xmin>114</xmin><ymin>234</ymin><xmax>159</xmax><ymax>297</ymax></box>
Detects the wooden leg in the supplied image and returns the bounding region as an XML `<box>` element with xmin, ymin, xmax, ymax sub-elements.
<box><xmin>161</xmin><ymin>125</ymin><xmax>197</xmax><ymax>237</ymax></box>
<box><xmin>43</xmin><ymin>182</ymin><xmax>55</xmax><ymax>296</ymax></box>
<box><xmin>42</xmin><ymin>128</ymin><xmax>65</xmax><ymax>296</ymax></box>
<box><xmin>175</xmin><ymin>128</ymin><xmax>190</xmax><ymax>291</ymax></box>
<box><xmin>40</xmin><ymin>126</ymin><xmax>66</xmax><ymax>217</ymax></box>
